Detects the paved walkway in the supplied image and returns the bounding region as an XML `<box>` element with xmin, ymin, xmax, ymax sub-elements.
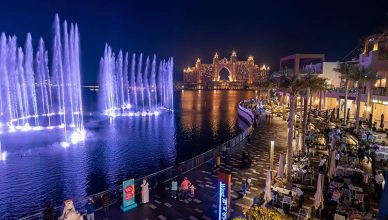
<box><xmin>89</xmin><ymin>115</ymin><xmax>292</xmax><ymax>220</ymax></box>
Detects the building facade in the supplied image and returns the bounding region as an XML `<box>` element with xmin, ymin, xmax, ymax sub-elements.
<box><xmin>181</xmin><ymin>51</ymin><xmax>269</xmax><ymax>89</ymax></box>
<box><xmin>279</xmin><ymin>53</ymin><xmax>325</xmax><ymax>74</ymax></box>
<box><xmin>322</xmin><ymin>29</ymin><xmax>388</xmax><ymax>125</ymax></box>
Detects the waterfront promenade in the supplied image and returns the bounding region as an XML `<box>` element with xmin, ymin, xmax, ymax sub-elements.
<box><xmin>90</xmin><ymin>115</ymin><xmax>290</xmax><ymax>220</ymax></box>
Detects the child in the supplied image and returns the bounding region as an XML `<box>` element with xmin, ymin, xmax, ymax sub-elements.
<box><xmin>189</xmin><ymin>184</ymin><xmax>196</xmax><ymax>197</ymax></box>
<box><xmin>241</xmin><ymin>182</ymin><xmax>247</xmax><ymax>197</ymax></box>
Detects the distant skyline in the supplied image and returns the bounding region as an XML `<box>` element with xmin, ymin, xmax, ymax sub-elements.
<box><xmin>0</xmin><ymin>0</ymin><xmax>387</xmax><ymax>84</ymax></box>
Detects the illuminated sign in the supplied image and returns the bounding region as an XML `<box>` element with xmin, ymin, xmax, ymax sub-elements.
<box><xmin>121</xmin><ymin>178</ymin><xmax>137</xmax><ymax>212</ymax></box>
<box><xmin>219</xmin><ymin>182</ymin><xmax>228</xmax><ymax>220</ymax></box>
<box><xmin>218</xmin><ymin>170</ymin><xmax>231</xmax><ymax>220</ymax></box>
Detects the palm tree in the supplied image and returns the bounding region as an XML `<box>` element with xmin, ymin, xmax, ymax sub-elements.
<box><xmin>300</xmin><ymin>75</ymin><xmax>328</xmax><ymax>153</ymax></box>
<box><xmin>272</xmin><ymin>70</ymin><xmax>306</xmax><ymax>181</ymax></box>
<box><xmin>261</xmin><ymin>81</ymin><xmax>276</xmax><ymax>105</ymax></box>
<box><xmin>347</xmin><ymin>66</ymin><xmax>379</xmax><ymax>132</ymax></box>
<box><xmin>333</xmin><ymin>62</ymin><xmax>351</xmax><ymax>124</ymax></box>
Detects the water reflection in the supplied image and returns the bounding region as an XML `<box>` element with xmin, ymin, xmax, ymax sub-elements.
<box><xmin>0</xmin><ymin>90</ymin><xmax>254</xmax><ymax>218</ymax></box>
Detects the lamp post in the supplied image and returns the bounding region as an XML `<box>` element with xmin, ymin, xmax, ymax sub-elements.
<box><xmin>293</xmin><ymin>114</ymin><xmax>297</xmax><ymax>139</ymax></box>
<box><xmin>270</xmin><ymin>139</ymin><xmax>275</xmax><ymax>172</ymax></box>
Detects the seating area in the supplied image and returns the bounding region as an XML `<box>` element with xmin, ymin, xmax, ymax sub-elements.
<box><xmin>259</xmin><ymin>109</ymin><xmax>381</xmax><ymax>220</ymax></box>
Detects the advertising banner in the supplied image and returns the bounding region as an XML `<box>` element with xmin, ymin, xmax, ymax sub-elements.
<box><xmin>121</xmin><ymin>178</ymin><xmax>138</xmax><ymax>212</ymax></box>
<box><xmin>218</xmin><ymin>170</ymin><xmax>231</xmax><ymax>220</ymax></box>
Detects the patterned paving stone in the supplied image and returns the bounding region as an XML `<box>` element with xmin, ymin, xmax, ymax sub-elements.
<box><xmin>158</xmin><ymin>215</ymin><xmax>167</xmax><ymax>220</ymax></box>
<box><xmin>202</xmin><ymin>215</ymin><xmax>212</xmax><ymax>220</ymax></box>
<box><xmin>193</xmin><ymin>198</ymin><xmax>202</xmax><ymax>203</ymax></box>
<box><xmin>194</xmin><ymin>208</ymin><xmax>203</xmax><ymax>213</ymax></box>
<box><xmin>164</xmin><ymin>202</ymin><xmax>172</xmax><ymax>208</ymax></box>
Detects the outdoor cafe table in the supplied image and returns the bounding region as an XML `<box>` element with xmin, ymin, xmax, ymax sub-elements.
<box><xmin>271</xmin><ymin>186</ymin><xmax>298</xmax><ymax>197</ymax></box>
<box><xmin>330</xmin><ymin>181</ymin><xmax>364</xmax><ymax>194</ymax></box>
<box><xmin>335</xmin><ymin>166</ymin><xmax>364</xmax><ymax>176</ymax></box>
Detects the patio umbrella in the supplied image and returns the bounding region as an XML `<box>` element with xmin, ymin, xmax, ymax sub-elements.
<box><xmin>314</xmin><ymin>173</ymin><xmax>325</xmax><ymax>210</ymax></box>
<box><xmin>277</xmin><ymin>154</ymin><xmax>284</xmax><ymax>179</ymax></box>
<box><xmin>347</xmin><ymin>108</ymin><xmax>350</xmax><ymax>122</ymax></box>
<box><xmin>328</xmin><ymin>151</ymin><xmax>336</xmax><ymax>181</ymax></box>
<box><xmin>336</xmin><ymin>107</ymin><xmax>339</xmax><ymax>119</ymax></box>
<box><xmin>381</xmin><ymin>114</ymin><xmax>385</xmax><ymax>129</ymax></box>
<box><xmin>264</xmin><ymin>170</ymin><xmax>272</xmax><ymax>204</ymax></box>
<box><xmin>330</xmin><ymin>135</ymin><xmax>336</xmax><ymax>151</ymax></box>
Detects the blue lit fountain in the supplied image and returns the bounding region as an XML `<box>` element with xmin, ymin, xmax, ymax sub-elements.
<box><xmin>99</xmin><ymin>44</ymin><xmax>174</xmax><ymax>117</ymax></box>
<box><xmin>0</xmin><ymin>14</ymin><xmax>85</xmax><ymax>151</ymax></box>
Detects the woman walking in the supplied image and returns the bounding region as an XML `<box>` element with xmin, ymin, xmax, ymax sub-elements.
<box><xmin>141</xmin><ymin>178</ymin><xmax>149</xmax><ymax>204</ymax></box>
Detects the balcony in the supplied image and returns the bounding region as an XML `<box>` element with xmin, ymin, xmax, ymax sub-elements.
<box><xmin>327</xmin><ymin>87</ymin><xmax>364</xmax><ymax>94</ymax></box>
<box><xmin>372</xmin><ymin>87</ymin><xmax>387</xmax><ymax>96</ymax></box>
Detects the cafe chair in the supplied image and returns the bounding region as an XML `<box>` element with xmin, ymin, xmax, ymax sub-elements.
<box><xmin>345</xmin><ymin>168</ymin><xmax>353</xmax><ymax>177</ymax></box>
<box><xmin>336</xmin><ymin>168</ymin><xmax>344</xmax><ymax>177</ymax></box>
<box><xmin>295</xmin><ymin>172</ymin><xmax>304</xmax><ymax>183</ymax></box>
<box><xmin>348</xmin><ymin>156</ymin><xmax>357</xmax><ymax>165</ymax></box>
<box><xmin>271</xmin><ymin>192</ymin><xmax>278</xmax><ymax>205</ymax></box>
<box><xmin>304</xmin><ymin>173</ymin><xmax>313</xmax><ymax>185</ymax></box>
<box><xmin>334</xmin><ymin>213</ymin><xmax>346</xmax><ymax>220</ymax></box>
<box><xmin>297</xmin><ymin>208</ymin><xmax>311</xmax><ymax>220</ymax></box>
<box><xmin>355</xmin><ymin>193</ymin><xmax>364</xmax><ymax>203</ymax></box>
<box><xmin>344</xmin><ymin>177</ymin><xmax>351</xmax><ymax>185</ymax></box>
<box><xmin>281</xmin><ymin>196</ymin><xmax>292</xmax><ymax>210</ymax></box>
<box><xmin>341</xmin><ymin>189</ymin><xmax>352</xmax><ymax>199</ymax></box>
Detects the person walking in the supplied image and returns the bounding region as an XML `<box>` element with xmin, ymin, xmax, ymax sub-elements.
<box><xmin>189</xmin><ymin>184</ymin><xmax>196</xmax><ymax>197</ymax></box>
<box><xmin>335</xmin><ymin>150</ymin><xmax>341</xmax><ymax>167</ymax></box>
<box><xmin>247</xmin><ymin>152</ymin><xmax>252</xmax><ymax>168</ymax></box>
<box><xmin>245</xmin><ymin>176</ymin><xmax>251</xmax><ymax>191</ymax></box>
<box><xmin>241</xmin><ymin>151</ymin><xmax>247</xmax><ymax>168</ymax></box>
<box><xmin>216</xmin><ymin>153</ymin><xmax>221</xmax><ymax>168</ymax></box>
<box><xmin>43</xmin><ymin>203</ymin><xmax>55</xmax><ymax>220</ymax></box>
<box><xmin>175</xmin><ymin>162</ymin><xmax>183</xmax><ymax>181</ymax></box>
<box><xmin>102</xmin><ymin>192</ymin><xmax>110</xmax><ymax>218</ymax></box>
<box><xmin>84</xmin><ymin>198</ymin><xmax>95</xmax><ymax>220</ymax></box>
<box><xmin>241</xmin><ymin>182</ymin><xmax>247</xmax><ymax>197</ymax></box>
<box><xmin>375</xmin><ymin>171</ymin><xmax>384</xmax><ymax>202</ymax></box>
<box><xmin>141</xmin><ymin>178</ymin><xmax>149</xmax><ymax>204</ymax></box>
<box><xmin>171</xmin><ymin>180</ymin><xmax>178</xmax><ymax>199</ymax></box>
<box><xmin>181</xmin><ymin>177</ymin><xmax>191</xmax><ymax>200</ymax></box>
<box><xmin>318</xmin><ymin>156</ymin><xmax>326</xmax><ymax>173</ymax></box>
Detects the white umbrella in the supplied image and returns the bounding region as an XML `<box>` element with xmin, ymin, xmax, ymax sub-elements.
<box><xmin>277</xmin><ymin>154</ymin><xmax>284</xmax><ymax>179</ymax></box>
<box><xmin>330</xmin><ymin>135</ymin><xmax>336</xmax><ymax>151</ymax></box>
<box><xmin>264</xmin><ymin>170</ymin><xmax>272</xmax><ymax>203</ymax></box>
<box><xmin>314</xmin><ymin>173</ymin><xmax>325</xmax><ymax>210</ymax></box>
<box><xmin>328</xmin><ymin>151</ymin><xmax>336</xmax><ymax>180</ymax></box>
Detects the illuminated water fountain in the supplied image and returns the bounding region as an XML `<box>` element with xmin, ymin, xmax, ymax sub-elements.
<box><xmin>0</xmin><ymin>14</ymin><xmax>85</xmax><ymax>147</ymax></box>
<box><xmin>99</xmin><ymin>45</ymin><xmax>174</xmax><ymax>117</ymax></box>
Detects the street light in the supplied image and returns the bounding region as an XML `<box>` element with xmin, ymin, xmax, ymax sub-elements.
<box><xmin>270</xmin><ymin>139</ymin><xmax>275</xmax><ymax>173</ymax></box>
<box><xmin>293</xmin><ymin>114</ymin><xmax>297</xmax><ymax>139</ymax></box>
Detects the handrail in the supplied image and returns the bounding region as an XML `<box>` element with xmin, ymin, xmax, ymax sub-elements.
<box><xmin>19</xmin><ymin>100</ymin><xmax>255</xmax><ymax>220</ymax></box>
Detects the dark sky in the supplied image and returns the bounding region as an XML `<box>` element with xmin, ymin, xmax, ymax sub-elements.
<box><xmin>0</xmin><ymin>0</ymin><xmax>387</xmax><ymax>84</ymax></box>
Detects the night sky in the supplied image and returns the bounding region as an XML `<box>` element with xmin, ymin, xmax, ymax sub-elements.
<box><xmin>0</xmin><ymin>0</ymin><xmax>387</xmax><ymax>84</ymax></box>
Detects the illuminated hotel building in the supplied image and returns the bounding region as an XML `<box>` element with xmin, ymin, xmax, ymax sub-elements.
<box><xmin>179</xmin><ymin>51</ymin><xmax>269</xmax><ymax>89</ymax></box>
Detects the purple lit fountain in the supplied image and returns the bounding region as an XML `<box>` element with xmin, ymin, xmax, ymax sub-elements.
<box><xmin>0</xmin><ymin>14</ymin><xmax>85</xmax><ymax>150</ymax></box>
<box><xmin>98</xmin><ymin>44</ymin><xmax>174</xmax><ymax>117</ymax></box>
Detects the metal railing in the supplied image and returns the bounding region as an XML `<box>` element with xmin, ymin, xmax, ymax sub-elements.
<box><xmin>20</xmin><ymin>101</ymin><xmax>254</xmax><ymax>220</ymax></box>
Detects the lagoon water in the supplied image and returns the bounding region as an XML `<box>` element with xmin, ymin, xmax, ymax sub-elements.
<box><xmin>0</xmin><ymin>89</ymin><xmax>255</xmax><ymax>218</ymax></box>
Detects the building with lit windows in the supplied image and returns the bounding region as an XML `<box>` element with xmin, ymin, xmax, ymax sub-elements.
<box><xmin>322</xmin><ymin>29</ymin><xmax>388</xmax><ymax>125</ymax></box>
<box><xmin>179</xmin><ymin>51</ymin><xmax>269</xmax><ymax>89</ymax></box>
